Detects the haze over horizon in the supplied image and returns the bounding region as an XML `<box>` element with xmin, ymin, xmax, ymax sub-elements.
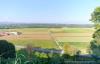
<box><xmin>0</xmin><ymin>0</ymin><xmax>100</xmax><ymax>24</ymax></box>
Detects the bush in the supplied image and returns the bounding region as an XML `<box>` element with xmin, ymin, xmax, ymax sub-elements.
<box><xmin>0</xmin><ymin>40</ymin><xmax>16</xmax><ymax>59</ymax></box>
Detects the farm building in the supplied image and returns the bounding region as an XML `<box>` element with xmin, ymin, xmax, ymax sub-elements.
<box><xmin>8</xmin><ymin>32</ymin><xmax>22</xmax><ymax>35</ymax></box>
<box><xmin>0</xmin><ymin>32</ymin><xmax>22</xmax><ymax>36</ymax></box>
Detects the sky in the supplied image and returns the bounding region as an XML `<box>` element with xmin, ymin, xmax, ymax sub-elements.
<box><xmin>0</xmin><ymin>0</ymin><xmax>100</xmax><ymax>24</ymax></box>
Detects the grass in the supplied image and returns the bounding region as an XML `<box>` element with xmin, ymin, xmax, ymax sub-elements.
<box><xmin>59</xmin><ymin>42</ymin><xmax>90</xmax><ymax>54</ymax></box>
<box><xmin>56</xmin><ymin>37</ymin><xmax>92</xmax><ymax>42</ymax></box>
<box><xmin>59</xmin><ymin>42</ymin><xmax>89</xmax><ymax>49</ymax></box>
<box><xmin>8</xmin><ymin>39</ymin><xmax>57</xmax><ymax>49</ymax></box>
<box><xmin>0</xmin><ymin>28</ymin><xmax>94</xmax><ymax>54</ymax></box>
<box><xmin>50</xmin><ymin>28</ymin><xmax>95</xmax><ymax>33</ymax></box>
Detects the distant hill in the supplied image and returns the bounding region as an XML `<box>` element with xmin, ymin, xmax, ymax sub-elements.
<box><xmin>0</xmin><ymin>23</ymin><xmax>93</xmax><ymax>29</ymax></box>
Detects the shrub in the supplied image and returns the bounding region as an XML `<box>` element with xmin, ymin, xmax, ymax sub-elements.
<box><xmin>0</xmin><ymin>40</ymin><xmax>16</xmax><ymax>59</ymax></box>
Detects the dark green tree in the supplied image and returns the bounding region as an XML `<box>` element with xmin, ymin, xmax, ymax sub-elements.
<box><xmin>90</xmin><ymin>7</ymin><xmax>100</xmax><ymax>57</ymax></box>
<box><xmin>0</xmin><ymin>40</ymin><xmax>16</xmax><ymax>59</ymax></box>
<box><xmin>90</xmin><ymin>7</ymin><xmax>100</xmax><ymax>29</ymax></box>
<box><xmin>90</xmin><ymin>7</ymin><xmax>100</xmax><ymax>23</ymax></box>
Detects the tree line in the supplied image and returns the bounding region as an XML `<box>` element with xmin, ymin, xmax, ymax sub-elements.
<box><xmin>0</xmin><ymin>23</ymin><xmax>93</xmax><ymax>29</ymax></box>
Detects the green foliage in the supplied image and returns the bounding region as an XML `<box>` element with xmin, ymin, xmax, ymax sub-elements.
<box><xmin>89</xmin><ymin>40</ymin><xmax>99</xmax><ymax>55</ymax></box>
<box><xmin>92</xmin><ymin>29</ymin><xmax>100</xmax><ymax>38</ymax></box>
<box><xmin>90</xmin><ymin>7</ymin><xmax>100</xmax><ymax>23</ymax></box>
<box><xmin>16</xmin><ymin>48</ymin><xmax>64</xmax><ymax>64</ymax></box>
<box><xmin>63</xmin><ymin>44</ymin><xmax>78</xmax><ymax>56</ymax></box>
<box><xmin>0</xmin><ymin>40</ymin><xmax>16</xmax><ymax>59</ymax></box>
<box><xmin>89</xmin><ymin>7</ymin><xmax>100</xmax><ymax>56</ymax></box>
<box><xmin>94</xmin><ymin>24</ymin><xmax>100</xmax><ymax>29</ymax></box>
<box><xmin>0</xmin><ymin>48</ymin><xmax>96</xmax><ymax>64</ymax></box>
<box><xmin>90</xmin><ymin>7</ymin><xmax>100</xmax><ymax>29</ymax></box>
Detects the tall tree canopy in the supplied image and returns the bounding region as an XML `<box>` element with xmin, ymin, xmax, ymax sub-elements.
<box><xmin>89</xmin><ymin>7</ymin><xmax>100</xmax><ymax>56</ymax></box>
<box><xmin>90</xmin><ymin>7</ymin><xmax>100</xmax><ymax>29</ymax></box>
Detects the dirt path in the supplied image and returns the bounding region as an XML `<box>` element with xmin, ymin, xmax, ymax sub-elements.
<box><xmin>48</xmin><ymin>30</ymin><xmax>62</xmax><ymax>49</ymax></box>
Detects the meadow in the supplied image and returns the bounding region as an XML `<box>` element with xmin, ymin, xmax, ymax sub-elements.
<box><xmin>0</xmin><ymin>28</ymin><xmax>94</xmax><ymax>54</ymax></box>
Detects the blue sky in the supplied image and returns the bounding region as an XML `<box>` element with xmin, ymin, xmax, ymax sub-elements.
<box><xmin>0</xmin><ymin>0</ymin><xmax>100</xmax><ymax>24</ymax></box>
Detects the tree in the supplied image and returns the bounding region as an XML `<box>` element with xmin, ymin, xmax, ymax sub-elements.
<box><xmin>90</xmin><ymin>7</ymin><xmax>100</xmax><ymax>56</ymax></box>
<box><xmin>90</xmin><ymin>7</ymin><xmax>100</xmax><ymax>29</ymax></box>
<box><xmin>63</xmin><ymin>44</ymin><xmax>78</xmax><ymax>56</ymax></box>
<box><xmin>0</xmin><ymin>40</ymin><xmax>16</xmax><ymax>59</ymax></box>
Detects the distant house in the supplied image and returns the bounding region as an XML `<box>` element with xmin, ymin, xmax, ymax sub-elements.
<box><xmin>8</xmin><ymin>32</ymin><xmax>22</xmax><ymax>35</ymax></box>
<box><xmin>0</xmin><ymin>32</ymin><xmax>22</xmax><ymax>36</ymax></box>
<box><xmin>8</xmin><ymin>32</ymin><xmax>18</xmax><ymax>35</ymax></box>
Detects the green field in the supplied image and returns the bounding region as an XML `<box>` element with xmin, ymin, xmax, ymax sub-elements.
<box><xmin>50</xmin><ymin>28</ymin><xmax>94</xmax><ymax>33</ymax></box>
<box><xmin>9</xmin><ymin>39</ymin><xmax>57</xmax><ymax>48</ymax></box>
<box><xmin>0</xmin><ymin>28</ymin><xmax>94</xmax><ymax>54</ymax></box>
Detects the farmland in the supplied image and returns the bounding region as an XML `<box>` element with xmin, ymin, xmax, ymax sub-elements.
<box><xmin>0</xmin><ymin>28</ymin><xmax>94</xmax><ymax>54</ymax></box>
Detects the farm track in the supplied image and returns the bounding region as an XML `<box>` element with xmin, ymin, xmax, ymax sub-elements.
<box><xmin>48</xmin><ymin>30</ymin><xmax>62</xmax><ymax>49</ymax></box>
